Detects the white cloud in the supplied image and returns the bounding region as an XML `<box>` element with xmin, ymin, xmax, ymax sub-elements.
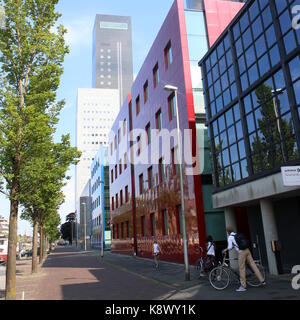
<box><xmin>64</xmin><ymin>16</ymin><xmax>93</xmax><ymax>49</ymax></box>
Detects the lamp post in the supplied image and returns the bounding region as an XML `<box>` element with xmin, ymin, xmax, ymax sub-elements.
<box><xmin>82</xmin><ymin>202</ymin><xmax>87</xmax><ymax>251</ymax></box>
<box><xmin>99</xmin><ymin>179</ymin><xmax>105</xmax><ymax>258</ymax></box>
<box><xmin>164</xmin><ymin>84</ymin><xmax>190</xmax><ymax>281</ymax></box>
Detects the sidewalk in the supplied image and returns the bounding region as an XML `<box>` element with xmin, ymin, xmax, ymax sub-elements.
<box><xmin>0</xmin><ymin>257</ymin><xmax>46</xmax><ymax>300</ymax></box>
<box><xmin>95</xmin><ymin>250</ymin><xmax>300</xmax><ymax>300</ymax></box>
<box><xmin>97</xmin><ymin>251</ymin><xmax>202</xmax><ymax>291</ymax></box>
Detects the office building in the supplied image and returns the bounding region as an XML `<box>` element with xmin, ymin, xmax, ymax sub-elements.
<box><xmin>199</xmin><ymin>0</ymin><xmax>300</xmax><ymax>274</ymax></box>
<box><xmin>90</xmin><ymin>144</ymin><xmax>111</xmax><ymax>249</ymax></box>
<box><xmin>92</xmin><ymin>14</ymin><xmax>134</xmax><ymax>107</ymax></box>
<box><xmin>108</xmin><ymin>0</ymin><xmax>245</xmax><ymax>263</ymax></box>
<box><xmin>79</xmin><ymin>180</ymin><xmax>92</xmax><ymax>250</ymax></box>
<box><xmin>75</xmin><ymin>88</ymin><xmax>120</xmax><ymax>217</ymax></box>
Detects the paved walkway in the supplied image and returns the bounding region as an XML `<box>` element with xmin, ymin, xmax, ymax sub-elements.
<box><xmin>1</xmin><ymin>247</ymin><xmax>300</xmax><ymax>300</ymax></box>
<box><xmin>0</xmin><ymin>265</ymin><xmax>5</xmax><ymax>299</ymax></box>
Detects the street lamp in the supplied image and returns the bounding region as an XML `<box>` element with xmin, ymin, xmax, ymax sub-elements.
<box><xmin>99</xmin><ymin>179</ymin><xmax>105</xmax><ymax>258</ymax></box>
<box><xmin>164</xmin><ymin>84</ymin><xmax>190</xmax><ymax>281</ymax></box>
<box><xmin>82</xmin><ymin>202</ymin><xmax>87</xmax><ymax>251</ymax></box>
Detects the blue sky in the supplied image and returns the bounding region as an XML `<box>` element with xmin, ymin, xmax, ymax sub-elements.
<box><xmin>0</xmin><ymin>0</ymin><xmax>174</xmax><ymax>235</ymax></box>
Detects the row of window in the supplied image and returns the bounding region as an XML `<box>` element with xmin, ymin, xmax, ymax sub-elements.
<box><xmin>92</xmin><ymin>216</ymin><xmax>101</xmax><ymax>228</ymax></box>
<box><xmin>135</xmin><ymin>40</ymin><xmax>173</xmax><ymax>116</ymax></box>
<box><xmin>112</xmin><ymin>221</ymin><xmax>130</xmax><ymax>240</ymax></box>
<box><xmin>111</xmin><ymin>185</ymin><xmax>129</xmax><ymax>211</ymax></box>
<box><xmin>112</xmin><ymin>205</ymin><xmax>183</xmax><ymax>240</ymax></box>
<box><xmin>137</xmin><ymin>150</ymin><xmax>178</xmax><ymax>195</ymax></box>
<box><xmin>111</xmin><ymin>153</ymin><xmax>128</xmax><ymax>183</ymax></box>
<box><xmin>110</xmin><ymin>119</ymin><xmax>127</xmax><ymax>156</ymax></box>
<box><xmin>92</xmin><ymin>196</ymin><xmax>101</xmax><ymax>211</ymax></box>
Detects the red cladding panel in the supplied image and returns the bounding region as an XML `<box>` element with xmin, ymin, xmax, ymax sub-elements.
<box><xmin>204</xmin><ymin>0</ymin><xmax>245</xmax><ymax>47</ymax></box>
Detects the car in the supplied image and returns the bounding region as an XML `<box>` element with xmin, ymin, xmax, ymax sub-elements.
<box><xmin>21</xmin><ymin>249</ymin><xmax>32</xmax><ymax>257</ymax></box>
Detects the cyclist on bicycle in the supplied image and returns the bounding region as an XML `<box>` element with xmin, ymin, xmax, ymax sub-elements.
<box><xmin>222</xmin><ymin>226</ymin><xmax>266</xmax><ymax>292</ymax></box>
<box><xmin>199</xmin><ymin>235</ymin><xmax>216</xmax><ymax>277</ymax></box>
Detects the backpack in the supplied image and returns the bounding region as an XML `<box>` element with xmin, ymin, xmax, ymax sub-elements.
<box><xmin>234</xmin><ymin>233</ymin><xmax>249</xmax><ymax>250</ymax></box>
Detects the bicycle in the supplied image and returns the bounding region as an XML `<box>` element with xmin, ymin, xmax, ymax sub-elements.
<box><xmin>194</xmin><ymin>246</ymin><xmax>204</xmax><ymax>271</ymax></box>
<box><xmin>209</xmin><ymin>253</ymin><xmax>265</xmax><ymax>290</ymax></box>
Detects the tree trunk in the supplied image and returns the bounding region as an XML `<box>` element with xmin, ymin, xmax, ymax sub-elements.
<box><xmin>32</xmin><ymin>215</ymin><xmax>38</xmax><ymax>274</ymax></box>
<box><xmin>5</xmin><ymin>195</ymin><xmax>19</xmax><ymax>300</ymax></box>
<box><xmin>43</xmin><ymin>234</ymin><xmax>47</xmax><ymax>259</ymax></box>
<box><xmin>39</xmin><ymin>226</ymin><xmax>43</xmax><ymax>264</ymax></box>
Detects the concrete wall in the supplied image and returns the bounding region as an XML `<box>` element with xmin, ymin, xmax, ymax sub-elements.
<box><xmin>274</xmin><ymin>198</ymin><xmax>300</xmax><ymax>272</ymax></box>
<box><xmin>213</xmin><ymin>172</ymin><xmax>300</xmax><ymax>208</ymax></box>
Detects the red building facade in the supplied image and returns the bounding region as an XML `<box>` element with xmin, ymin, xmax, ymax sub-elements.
<box><xmin>108</xmin><ymin>0</ymin><xmax>244</xmax><ymax>264</ymax></box>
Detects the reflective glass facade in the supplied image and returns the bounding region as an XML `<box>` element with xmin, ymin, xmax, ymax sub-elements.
<box><xmin>185</xmin><ymin>9</ymin><xmax>208</xmax><ymax>114</ymax></box>
<box><xmin>200</xmin><ymin>0</ymin><xmax>300</xmax><ymax>190</ymax></box>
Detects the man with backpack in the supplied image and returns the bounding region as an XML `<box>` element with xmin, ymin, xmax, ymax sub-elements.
<box><xmin>223</xmin><ymin>227</ymin><xmax>266</xmax><ymax>292</ymax></box>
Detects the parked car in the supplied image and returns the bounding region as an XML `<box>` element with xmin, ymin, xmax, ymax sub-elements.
<box><xmin>21</xmin><ymin>249</ymin><xmax>32</xmax><ymax>257</ymax></box>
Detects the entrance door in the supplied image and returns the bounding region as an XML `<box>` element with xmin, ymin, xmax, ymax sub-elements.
<box><xmin>247</xmin><ymin>205</ymin><xmax>269</xmax><ymax>270</ymax></box>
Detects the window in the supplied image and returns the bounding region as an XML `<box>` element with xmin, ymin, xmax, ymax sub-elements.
<box><xmin>158</xmin><ymin>158</ymin><xmax>165</xmax><ymax>183</ymax></box>
<box><xmin>162</xmin><ymin>209</ymin><xmax>169</xmax><ymax>236</ymax></box>
<box><xmin>137</xmin><ymin>135</ymin><xmax>141</xmax><ymax>156</ymax></box>
<box><xmin>125</xmin><ymin>186</ymin><xmax>129</xmax><ymax>203</ymax></box>
<box><xmin>123</xmin><ymin>119</ymin><xmax>127</xmax><ymax>136</ymax></box>
<box><xmin>143</xmin><ymin>81</ymin><xmax>148</xmax><ymax>103</ymax></box>
<box><xmin>111</xmin><ymin>197</ymin><xmax>114</xmax><ymax>211</ymax></box>
<box><xmin>116</xmin><ymin>194</ymin><xmax>119</xmax><ymax>209</ymax></box>
<box><xmin>146</xmin><ymin>123</ymin><xmax>151</xmax><ymax>145</ymax></box>
<box><xmin>124</xmin><ymin>153</ymin><xmax>128</xmax><ymax>170</ymax></box>
<box><xmin>141</xmin><ymin>216</ymin><xmax>145</xmax><ymax>237</ymax></box>
<box><xmin>121</xmin><ymin>222</ymin><xmax>124</xmax><ymax>239</ymax></box>
<box><xmin>126</xmin><ymin>221</ymin><xmax>129</xmax><ymax>238</ymax></box>
<box><xmin>139</xmin><ymin>173</ymin><xmax>144</xmax><ymax>195</ymax></box>
<box><xmin>148</xmin><ymin>166</ymin><xmax>153</xmax><ymax>189</ymax></box>
<box><xmin>120</xmin><ymin>189</ymin><xmax>123</xmax><ymax>206</ymax></box>
<box><xmin>153</xmin><ymin>63</ymin><xmax>159</xmax><ymax>88</ymax></box>
<box><xmin>115</xmin><ymin>165</ymin><xmax>118</xmax><ymax>179</ymax></box>
<box><xmin>171</xmin><ymin>148</ymin><xmax>178</xmax><ymax>175</ymax></box>
<box><xmin>168</xmin><ymin>93</ymin><xmax>176</xmax><ymax>121</ymax></box>
<box><xmin>114</xmin><ymin>135</ymin><xmax>117</xmax><ymax>150</ymax></box>
<box><xmin>150</xmin><ymin>213</ymin><xmax>156</xmax><ymax>237</ymax></box>
<box><xmin>118</xmin><ymin>128</ymin><xmax>121</xmax><ymax>144</ymax></box>
<box><xmin>136</xmin><ymin>96</ymin><xmax>140</xmax><ymax>115</ymax></box>
<box><xmin>110</xmin><ymin>142</ymin><xmax>113</xmax><ymax>155</ymax></box>
<box><xmin>155</xmin><ymin>109</ymin><xmax>162</xmax><ymax>131</ymax></box>
<box><xmin>164</xmin><ymin>41</ymin><xmax>173</xmax><ymax>70</ymax></box>
<box><xmin>119</xmin><ymin>159</ymin><xmax>122</xmax><ymax>175</ymax></box>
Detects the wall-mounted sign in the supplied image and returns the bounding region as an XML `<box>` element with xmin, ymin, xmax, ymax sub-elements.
<box><xmin>281</xmin><ymin>166</ymin><xmax>300</xmax><ymax>186</ymax></box>
<box><xmin>100</xmin><ymin>21</ymin><xmax>128</xmax><ymax>30</ymax></box>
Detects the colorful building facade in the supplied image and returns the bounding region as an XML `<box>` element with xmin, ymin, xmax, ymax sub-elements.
<box><xmin>108</xmin><ymin>0</ymin><xmax>245</xmax><ymax>264</ymax></box>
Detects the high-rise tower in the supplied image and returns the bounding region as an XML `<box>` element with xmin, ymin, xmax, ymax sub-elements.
<box><xmin>92</xmin><ymin>14</ymin><xmax>133</xmax><ymax>107</ymax></box>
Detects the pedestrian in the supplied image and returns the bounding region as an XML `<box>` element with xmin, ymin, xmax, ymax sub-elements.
<box><xmin>153</xmin><ymin>240</ymin><xmax>160</xmax><ymax>269</ymax></box>
<box><xmin>222</xmin><ymin>226</ymin><xmax>266</xmax><ymax>292</ymax></box>
<box><xmin>199</xmin><ymin>235</ymin><xmax>216</xmax><ymax>277</ymax></box>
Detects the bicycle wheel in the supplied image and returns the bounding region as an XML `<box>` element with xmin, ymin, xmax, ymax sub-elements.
<box><xmin>209</xmin><ymin>266</ymin><xmax>230</xmax><ymax>290</ymax></box>
<box><xmin>195</xmin><ymin>258</ymin><xmax>202</xmax><ymax>270</ymax></box>
<box><xmin>246</xmin><ymin>264</ymin><xmax>265</xmax><ymax>287</ymax></box>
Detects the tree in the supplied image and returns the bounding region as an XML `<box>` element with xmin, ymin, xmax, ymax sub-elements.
<box><xmin>20</xmin><ymin>134</ymin><xmax>80</xmax><ymax>272</ymax></box>
<box><xmin>0</xmin><ymin>0</ymin><xmax>69</xmax><ymax>299</ymax></box>
<box><xmin>60</xmin><ymin>220</ymin><xmax>72</xmax><ymax>243</ymax></box>
<box><xmin>250</xmin><ymin>84</ymin><xmax>297</xmax><ymax>173</ymax></box>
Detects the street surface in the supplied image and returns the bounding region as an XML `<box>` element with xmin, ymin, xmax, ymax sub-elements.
<box><xmin>1</xmin><ymin>247</ymin><xmax>299</xmax><ymax>300</ymax></box>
